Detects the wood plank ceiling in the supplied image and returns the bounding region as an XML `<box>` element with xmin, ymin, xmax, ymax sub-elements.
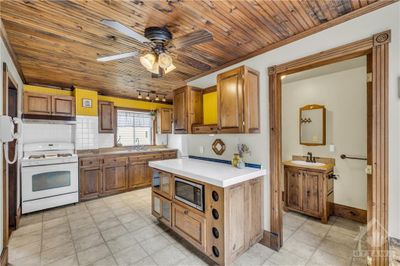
<box><xmin>0</xmin><ymin>0</ymin><xmax>382</xmax><ymax>100</ymax></box>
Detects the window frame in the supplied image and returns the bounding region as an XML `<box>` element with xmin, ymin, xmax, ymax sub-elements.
<box><xmin>114</xmin><ymin>107</ymin><xmax>156</xmax><ymax>147</ymax></box>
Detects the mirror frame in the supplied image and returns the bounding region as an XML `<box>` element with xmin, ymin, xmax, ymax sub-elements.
<box><xmin>299</xmin><ymin>104</ymin><xmax>326</xmax><ymax>146</ymax></box>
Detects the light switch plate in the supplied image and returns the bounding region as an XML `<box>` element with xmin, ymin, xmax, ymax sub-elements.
<box><xmin>329</xmin><ymin>144</ymin><xmax>335</xmax><ymax>152</ymax></box>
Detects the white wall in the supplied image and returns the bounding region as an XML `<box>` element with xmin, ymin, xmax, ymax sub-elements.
<box><xmin>0</xmin><ymin>37</ymin><xmax>24</xmax><ymax>252</ymax></box>
<box><xmin>282</xmin><ymin>65</ymin><xmax>367</xmax><ymax>210</ymax></box>
<box><xmin>22</xmin><ymin>123</ymin><xmax>74</xmax><ymax>144</ymax></box>
<box><xmin>187</xmin><ymin>3</ymin><xmax>400</xmax><ymax>238</ymax></box>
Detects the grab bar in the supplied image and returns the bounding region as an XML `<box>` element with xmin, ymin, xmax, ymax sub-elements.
<box><xmin>340</xmin><ymin>154</ymin><xmax>367</xmax><ymax>161</ymax></box>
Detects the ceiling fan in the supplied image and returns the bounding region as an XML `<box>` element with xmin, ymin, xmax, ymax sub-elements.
<box><xmin>97</xmin><ymin>19</ymin><xmax>213</xmax><ymax>77</ymax></box>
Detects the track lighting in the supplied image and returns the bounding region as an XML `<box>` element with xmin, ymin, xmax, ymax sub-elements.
<box><xmin>145</xmin><ymin>93</ymin><xmax>150</xmax><ymax>100</ymax></box>
<box><xmin>162</xmin><ymin>96</ymin><xmax>166</xmax><ymax>102</ymax></box>
<box><xmin>155</xmin><ymin>95</ymin><xmax>160</xmax><ymax>101</ymax></box>
<box><xmin>138</xmin><ymin>92</ymin><xmax>142</xmax><ymax>99</ymax></box>
<box><xmin>136</xmin><ymin>90</ymin><xmax>167</xmax><ymax>102</ymax></box>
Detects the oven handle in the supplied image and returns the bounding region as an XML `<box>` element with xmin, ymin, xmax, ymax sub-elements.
<box><xmin>22</xmin><ymin>162</ymin><xmax>78</xmax><ymax>168</ymax></box>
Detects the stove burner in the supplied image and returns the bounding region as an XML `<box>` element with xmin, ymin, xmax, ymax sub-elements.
<box><xmin>57</xmin><ymin>153</ymin><xmax>72</xmax><ymax>157</ymax></box>
<box><xmin>29</xmin><ymin>155</ymin><xmax>45</xmax><ymax>159</ymax></box>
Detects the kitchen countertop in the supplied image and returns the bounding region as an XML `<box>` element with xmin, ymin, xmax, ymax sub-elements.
<box><xmin>149</xmin><ymin>158</ymin><xmax>266</xmax><ymax>188</ymax></box>
<box><xmin>77</xmin><ymin>147</ymin><xmax>178</xmax><ymax>158</ymax></box>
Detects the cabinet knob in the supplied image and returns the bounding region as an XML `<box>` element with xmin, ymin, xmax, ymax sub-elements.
<box><xmin>184</xmin><ymin>210</ymin><xmax>189</xmax><ymax>215</ymax></box>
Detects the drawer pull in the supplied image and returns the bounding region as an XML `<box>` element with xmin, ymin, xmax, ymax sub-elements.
<box><xmin>184</xmin><ymin>210</ymin><xmax>189</xmax><ymax>215</ymax></box>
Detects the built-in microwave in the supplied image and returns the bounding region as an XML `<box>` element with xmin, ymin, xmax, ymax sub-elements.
<box><xmin>174</xmin><ymin>177</ymin><xmax>204</xmax><ymax>212</ymax></box>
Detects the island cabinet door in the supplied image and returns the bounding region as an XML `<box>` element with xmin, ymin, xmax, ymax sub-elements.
<box><xmin>128</xmin><ymin>161</ymin><xmax>147</xmax><ymax>188</ymax></box>
<box><xmin>302</xmin><ymin>171</ymin><xmax>322</xmax><ymax>217</ymax></box>
<box><xmin>79</xmin><ymin>167</ymin><xmax>102</xmax><ymax>200</ymax></box>
<box><xmin>152</xmin><ymin>193</ymin><xmax>172</xmax><ymax>227</ymax></box>
<box><xmin>285</xmin><ymin>167</ymin><xmax>302</xmax><ymax>211</ymax></box>
<box><xmin>172</xmin><ymin>203</ymin><xmax>206</xmax><ymax>252</ymax></box>
<box><xmin>102</xmin><ymin>163</ymin><xmax>127</xmax><ymax>195</ymax></box>
<box><xmin>225</xmin><ymin>183</ymin><xmax>247</xmax><ymax>260</ymax></box>
<box><xmin>246</xmin><ymin>177</ymin><xmax>263</xmax><ymax>245</ymax></box>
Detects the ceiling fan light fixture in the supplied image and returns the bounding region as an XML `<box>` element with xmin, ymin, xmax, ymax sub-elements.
<box><xmin>158</xmin><ymin>52</ymin><xmax>172</xmax><ymax>69</ymax></box>
<box><xmin>164</xmin><ymin>63</ymin><xmax>176</xmax><ymax>74</ymax></box>
<box><xmin>140</xmin><ymin>53</ymin><xmax>156</xmax><ymax>69</ymax></box>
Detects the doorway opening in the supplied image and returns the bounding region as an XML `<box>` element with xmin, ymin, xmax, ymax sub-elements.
<box><xmin>267</xmin><ymin>31</ymin><xmax>390</xmax><ymax>266</ymax></box>
<box><xmin>2</xmin><ymin>63</ymin><xmax>20</xmax><ymax>251</ymax></box>
<box><xmin>278</xmin><ymin>56</ymin><xmax>368</xmax><ymax>265</ymax></box>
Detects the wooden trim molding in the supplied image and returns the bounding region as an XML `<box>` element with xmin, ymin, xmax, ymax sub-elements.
<box><xmin>0</xmin><ymin>248</ymin><xmax>7</xmax><ymax>266</ymax></box>
<box><xmin>267</xmin><ymin>30</ymin><xmax>390</xmax><ymax>266</ymax></box>
<box><xmin>186</xmin><ymin>1</ymin><xmax>395</xmax><ymax>82</ymax></box>
<box><xmin>333</xmin><ymin>203</ymin><xmax>367</xmax><ymax>224</ymax></box>
<box><xmin>259</xmin><ymin>230</ymin><xmax>280</xmax><ymax>251</ymax></box>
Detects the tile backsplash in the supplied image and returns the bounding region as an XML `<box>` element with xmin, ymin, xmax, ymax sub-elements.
<box><xmin>75</xmin><ymin>115</ymin><xmax>99</xmax><ymax>150</ymax></box>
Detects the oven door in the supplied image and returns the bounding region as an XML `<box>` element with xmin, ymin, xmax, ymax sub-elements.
<box><xmin>174</xmin><ymin>178</ymin><xmax>204</xmax><ymax>211</ymax></box>
<box><xmin>22</xmin><ymin>162</ymin><xmax>78</xmax><ymax>201</ymax></box>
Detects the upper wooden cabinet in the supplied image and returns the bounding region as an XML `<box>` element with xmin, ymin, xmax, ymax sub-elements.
<box><xmin>52</xmin><ymin>95</ymin><xmax>75</xmax><ymax>117</ymax></box>
<box><xmin>24</xmin><ymin>91</ymin><xmax>75</xmax><ymax>117</ymax></box>
<box><xmin>157</xmin><ymin>108</ymin><xmax>173</xmax><ymax>134</ymax></box>
<box><xmin>98</xmin><ymin>101</ymin><xmax>114</xmax><ymax>133</ymax></box>
<box><xmin>173</xmin><ymin>86</ymin><xmax>203</xmax><ymax>134</ymax></box>
<box><xmin>217</xmin><ymin>66</ymin><xmax>260</xmax><ymax>133</ymax></box>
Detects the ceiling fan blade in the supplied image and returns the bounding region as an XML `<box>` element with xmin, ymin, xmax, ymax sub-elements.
<box><xmin>97</xmin><ymin>51</ymin><xmax>138</xmax><ymax>62</ymax></box>
<box><xmin>172</xmin><ymin>29</ymin><xmax>213</xmax><ymax>49</ymax></box>
<box><xmin>101</xmin><ymin>19</ymin><xmax>151</xmax><ymax>43</ymax></box>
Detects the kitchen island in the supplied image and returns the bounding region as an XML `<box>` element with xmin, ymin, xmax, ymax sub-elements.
<box><xmin>149</xmin><ymin>158</ymin><xmax>266</xmax><ymax>265</ymax></box>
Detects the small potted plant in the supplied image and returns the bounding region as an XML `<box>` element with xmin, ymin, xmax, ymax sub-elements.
<box><xmin>150</xmin><ymin>110</ymin><xmax>156</xmax><ymax>121</ymax></box>
<box><xmin>236</xmin><ymin>144</ymin><xmax>251</xmax><ymax>169</ymax></box>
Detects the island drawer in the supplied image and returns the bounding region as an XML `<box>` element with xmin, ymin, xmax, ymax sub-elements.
<box><xmin>163</xmin><ymin>151</ymin><xmax>177</xmax><ymax>160</ymax></box>
<box><xmin>172</xmin><ymin>203</ymin><xmax>206</xmax><ymax>252</ymax></box>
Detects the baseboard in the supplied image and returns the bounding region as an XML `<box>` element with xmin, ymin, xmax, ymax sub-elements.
<box><xmin>0</xmin><ymin>248</ymin><xmax>8</xmax><ymax>266</ymax></box>
<box><xmin>333</xmin><ymin>203</ymin><xmax>367</xmax><ymax>224</ymax></box>
<box><xmin>16</xmin><ymin>206</ymin><xmax>21</xmax><ymax>228</ymax></box>
<box><xmin>259</xmin><ymin>230</ymin><xmax>280</xmax><ymax>251</ymax></box>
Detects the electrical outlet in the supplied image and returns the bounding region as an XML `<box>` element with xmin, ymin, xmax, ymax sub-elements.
<box><xmin>329</xmin><ymin>144</ymin><xmax>335</xmax><ymax>152</ymax></box>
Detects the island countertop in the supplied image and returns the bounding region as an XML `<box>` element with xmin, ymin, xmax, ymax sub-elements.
<box><xmin>149</xmin><ymin>158</ymin><xmax>266</xmax><ymax>188</ymax></box>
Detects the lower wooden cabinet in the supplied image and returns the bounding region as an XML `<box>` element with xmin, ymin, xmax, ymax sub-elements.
<box><xmin>152</xmin><ymin>192</ymin><xmax>172</xmax><ymax>227</ymax></box>
<box><xmin>284</xmin><ymin>165</ymin><xmax>334</xmax><ymax>223</ymax></box>
<box><xmin>172</xmin><ymin>203</ymin><xmax>207</xmax><ymax>252</ymax></box>
<box><xmin>128</xmin><ymin>161</ymin><xmax>148</xmax><ymax>188</ymax></box>
<box><xmin>79</xmin><ymin>167</ymin><xmax>102</xmax><ymax>200</ymax></box>
<box><xmin>102</xmin><ymin>162</ymin><xmax>127</xmax><ymax>195</ymax></box>
<box><xmin>79</xmin><ymin>150</ymin><xmax>177</xmax><ymax>201</ymax></box>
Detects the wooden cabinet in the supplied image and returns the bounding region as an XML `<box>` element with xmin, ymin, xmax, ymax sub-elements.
<box><xmin>173</xmin><ymin>86</ymin><xmax>203</xmax><ymax>134</ymax></box>
<box><xmin>172</xmin><ymin>202</ymin><xmax>207</xmax><ymax>252</ymax></box>
<box><xmin>79</xmin><ymin>166</ymin><xmax>102</xmax><ymax>200</ymax></box>
<box><xmin>52</xmin><ymin>95</ymin><xmax>75</xmax><ymax>116</ymax></box>
<box><xmin>217</xmin><ymin>65</ymin><xmax>260</xmax><ymax>133</ymax></box>
<box><xmin>152</xmin><ymin>170</ymin><xmax>173</xmax><ymax>199</ymax></box>
<box><xmin>80</xmin><ymin>158</ymin><xmax>102</xmax><ymax>201</ymax></box>
<box><xmin>192</xmin><ymin>124</ymin><xmax>218</xmax><ymax>134</ymax></box>
<box><xmin>284</xmin><ymin>165</ymin><xmax>333</xmax><ymax>223</ymax></box>
<box><xmin>128</xmin><ymin>161</ymin><xmax>148</xmax><ymax>188</ymax></box>
<box><xmin>152</xmin><ymin>192</ymin><xmax>172</xmax><ymax>227</ymax></box>
<box><xmin>157</xmin><ymin>108</ymin><xmax>173</xmax><ymax>134</ymax></box>
<box><xmin>24</xmin><ymin>91</ymin><xmax>75</xmax><ymax>117</ymax></box>
<box><xmin>98</xmin><ymin>101</ymin><xmax>114</xmax><ymax>133</ymax></box>
<box><xmin>102</xmin><ymin>157</ymin><xmax>128</xmax><ymax>195</ymax></box>
<box><xmin>246</xmin><ymin>177</ymin><xmax>263</xmax><ymax>245</ymax></box>
<box><xmin>79</xmin><ymin>150</ymin><xmax>176</xmax><ymax>201</ymax></box>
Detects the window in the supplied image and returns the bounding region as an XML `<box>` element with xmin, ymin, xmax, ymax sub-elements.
<box><xmin>116</xmin><ymin>109</ymin><xmax>153</xmax><ymax>146</ymax></box>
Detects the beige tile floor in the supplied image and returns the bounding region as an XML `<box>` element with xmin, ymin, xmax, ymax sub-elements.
<box><xmin>8</xmin><ymin>188</ymin><xmax>399</xmax><ymax>266</ymax></box>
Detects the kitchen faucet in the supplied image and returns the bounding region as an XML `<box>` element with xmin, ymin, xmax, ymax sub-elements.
<box><xmin>135</xmin><ymin>138</ymin><xmax>144</xmax><ymax>150</ymax></box>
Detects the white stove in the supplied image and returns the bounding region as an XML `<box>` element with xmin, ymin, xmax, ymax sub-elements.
<box><xmin>21</xmin><ymin>142</ymin><xmax>79</xmax><ymax>214</ymax></box>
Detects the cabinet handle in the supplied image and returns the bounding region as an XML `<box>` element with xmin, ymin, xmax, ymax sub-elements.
<box><xmin>184</xmin><ymin>210</ymin><xmax>189</xmax><ymax>215</ymax></box>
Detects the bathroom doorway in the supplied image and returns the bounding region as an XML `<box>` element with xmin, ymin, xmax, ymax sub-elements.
<box><xmin>266</xmin><ymin>31</ymin><xmax>390</xmax><ymax>266</ymax></box>
<box><xmin>277</xmin><ymin>56</ymin><xmax>368</xmax><ymax>265</ymax></box>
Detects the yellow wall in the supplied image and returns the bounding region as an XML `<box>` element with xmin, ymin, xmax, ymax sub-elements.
<box><xmin>24</xmin><ymin>85</ymin><xmax>72</xmax><ymax>96</ymax></box>
<box><xmin>98</xmin><ymin>95</ymin><xmax>172</xmax><ymax>110</ymax></box>
<box><xmin>24</xmin><ymin>85</ymin><xmax>172</xmax><ymax>116</ymax></box>
<box><xmin>73</xmin><ymin>88</ymin><xmax>99</xmax><ymax>116</ymax></box>
<box><xmin>203</xmin><ymin>91</ymin><xmax>218</xmax><ymax>125</ymax></box>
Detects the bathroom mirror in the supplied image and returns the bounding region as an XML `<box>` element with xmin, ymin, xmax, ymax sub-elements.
<box><xmin>299</xmin><ymin>104</ymin><xmax>326</xmax><ymax>146</ymax></box>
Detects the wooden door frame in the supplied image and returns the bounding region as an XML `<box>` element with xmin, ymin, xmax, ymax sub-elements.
<box><xmin>267</xmin><ymin>30</ymin><xmax>390</xmax><ymax>265</ymax></box>
<box><xmin>2</xmin><ymin>63</ymin><xmax>19</xmax><ymax>266</ymax></box>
